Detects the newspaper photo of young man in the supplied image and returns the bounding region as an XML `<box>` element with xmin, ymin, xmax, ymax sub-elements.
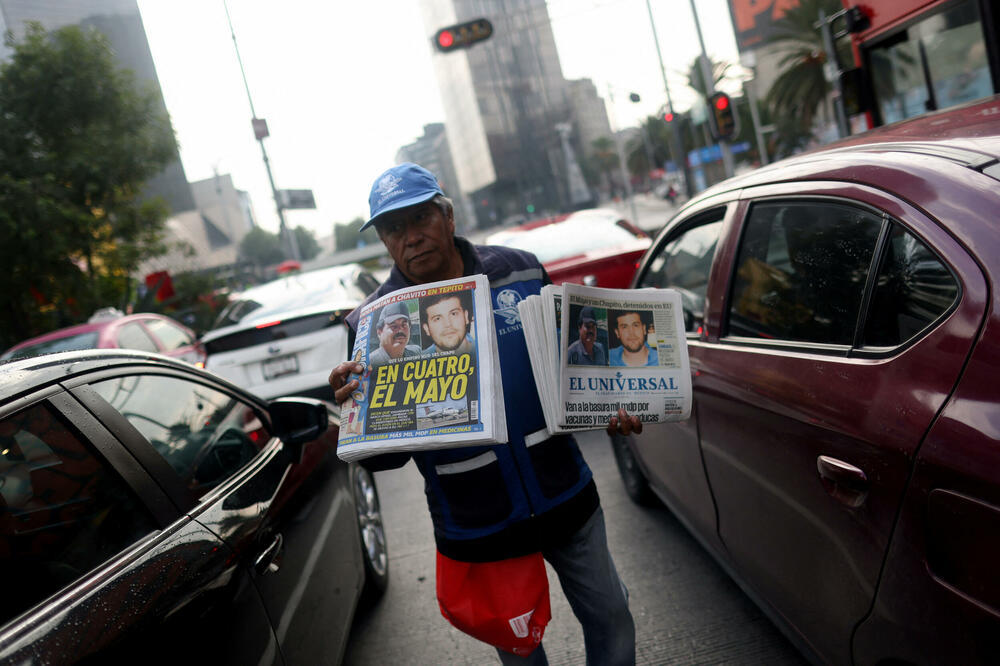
<box><xmin>566</xmin><ymin>305</ymin><xmax>608</xmax><ymax>366</ymax></box>
<box><xmin>420</xmin><ymin>290</ymin><xmax>475</xmax><ymax>356</ymax></box>
<box><xmin>369</xmin><ymin>300</ymin><xmax>421</xmax><ymax>367</ymax></box>
<box><xmin>608</xmin><ymin>309</ymin><xmax>659</xmax><ymax>367</ymax></box>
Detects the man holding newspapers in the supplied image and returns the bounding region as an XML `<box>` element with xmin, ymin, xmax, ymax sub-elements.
<box><xmin>328</xmin><ymin>163</ymin><xmax>641</xmax><ymax>666</ymax></box>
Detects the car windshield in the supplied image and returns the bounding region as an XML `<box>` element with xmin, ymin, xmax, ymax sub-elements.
<box><xmin>490</xmin><ymin>218</ymin><xmax>641</xmax><ymax>263</ymax></box>
<box><xmin>212</xmin><ymin>266</ymin><xmax>371</xmax><ymax>329</ymax></box>
<box><xmin>1</xmin><ymin>331</ymin><xmax>101</xmax><ymax>361</ymax></box>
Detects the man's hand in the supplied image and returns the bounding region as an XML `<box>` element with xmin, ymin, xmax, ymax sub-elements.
<box><xmin>328</xmin><ymin>361</ymin><xmax>365</xmax><ymax>405</ymax></box>
<box><xmin>607</xmin><ymin>407</ymin><xmax>643</xmax><ymax>437</ymax></box>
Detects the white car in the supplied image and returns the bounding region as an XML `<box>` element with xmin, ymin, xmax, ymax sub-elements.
<box><xmin>202</xmin><ymin>264</ymin><xmax>379</xmax><ymax>400</ymax></box>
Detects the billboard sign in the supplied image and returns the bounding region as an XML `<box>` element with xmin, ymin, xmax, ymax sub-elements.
<box><xmin>728</xmin><ymin>0</ymin><xmax>800</xmax><ymax>50</ymax></box>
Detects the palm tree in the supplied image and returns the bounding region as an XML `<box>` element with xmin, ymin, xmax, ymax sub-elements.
<box><xmin>764</xmin><ymin>0</ymin><xmax>844</xmax><ymax>150</ymax></box>
<box><xmin>686</xmin><ymin>56</ymin><xmax>738</xmax><ymax>98</ymax></box>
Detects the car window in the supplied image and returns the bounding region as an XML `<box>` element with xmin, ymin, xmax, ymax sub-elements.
<box><xmin>90</xmin><ymin>376</ymin><xmax>269</xmax><ymax>499</ymax></box>
<box><xmin>0</xmin><ymin>403</ymin><xmax>158</xmax><ymax>625</ymax></box>
<box><xmin>144</xmin><ymin>319</ymin><xmax>192</xmax><ymax>351</ymax></box>
<box><xmin>863</xmin><ymin>224</ymin><xmax>959</xmax><ymax>347</ymax></box>
<box><xmin>489</xmin><ymin>218</ymin><xmax>641</xmax><ymax>263</ymax></box>
<box><xmin>212</xmin><ymin>265</ymin><xmax>371</xmax><ymax>329</ymax></box>
<box><xmin>638</xmin><ymin>215</ymin><xmax>725</xmax><ymax>334</ymax></box>
<box><xmin>727</xmin><ymin>201</ymin><xmax>883</xmax><ymax>345</ymax></box>
<box><xmin>0</xmin><ymin>331</ymin><xmax>100</xmax><ymax>360</ymax></box>
<box><xmin>117</xmin><ymin>323</ymin><xmax>159</xmax><ymax>352</ymax></box>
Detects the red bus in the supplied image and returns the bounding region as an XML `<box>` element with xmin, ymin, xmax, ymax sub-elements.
<box><xmin>848</xmin><ymin>0</ymin><xmax>999</xmax><ymax>127</ymax></box>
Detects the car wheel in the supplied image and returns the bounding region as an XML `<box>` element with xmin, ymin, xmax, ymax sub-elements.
<box><xmin>611</xmin><ymin>433</ymin><xmax>656</xmax><ymax>506</ymax></box>
<box><xmin>353</xmin><ymin>465</ymin><xmax>389</xmax><ymax>599</ymax></box>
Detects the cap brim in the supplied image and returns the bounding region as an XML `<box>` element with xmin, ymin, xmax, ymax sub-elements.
<box><xmin>361</xmin><ymin>190</ymin><xmax>440</xmax><ymax>231</ymax></box>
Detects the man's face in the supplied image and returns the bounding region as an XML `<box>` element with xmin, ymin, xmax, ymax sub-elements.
<box><xmin>616</xmin><ymin>313</ymin><xmax>647</xmax><ymax>353</ymax></box>
<box><xmin>423</xmin><ymin>297</ymin><xmax>470</xmax><ymax>352</ymax></box>
<box><xmin>378</xmin><ymin>316</ymin><xmax>411</xmax><ymax>358</ymax></box>
<box><xmin>376</xmin><ymin>202</ymin><xmax>457</xmax><ymax>284</ymax></box>
<box><xmin>578</xmin><ymin>320</ymin><xmax>597</xmax><ymax>352</ymax></box>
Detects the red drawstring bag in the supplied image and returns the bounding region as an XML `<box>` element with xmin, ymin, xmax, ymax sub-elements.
<box><xmin>436</xmin><ymin>550</ymin><xmax>551</xmax><ymax>656</ymax></box>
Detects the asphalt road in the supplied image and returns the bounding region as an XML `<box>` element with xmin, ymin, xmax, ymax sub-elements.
<box><xmin>343</xmin><ymin>431</ymin><xmax>808</xmax><ymax>665</ymax></box>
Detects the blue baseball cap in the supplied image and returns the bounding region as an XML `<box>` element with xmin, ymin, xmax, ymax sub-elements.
<box><xmin>362</xmin><ymin>163</ymin><xmax>444</xmax><ymax>231</ymax></box>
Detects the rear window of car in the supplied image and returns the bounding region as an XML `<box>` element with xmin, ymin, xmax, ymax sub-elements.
<box><xmin>727</xmin><ymin>199</ymin><xmax>958</xmax><ymax>349</ymax></box>
<box><xmin>489</xmin><ymin>218</ymin><xmax>641</xmax><ymax>263</ymax></box>
<box><xmin>1</xmin><ymin>332</ymin><xmax>101</xmax><ymax>360</ymax></box>
<box><xmin>144</xmin><ymin>319</ymin><xmax>192</xmax><ymax>351</ymax></box>
<box><xmin>212</xmin><ymin>266</ymin><xmax>373</xmax><ymax>329</ymax></box>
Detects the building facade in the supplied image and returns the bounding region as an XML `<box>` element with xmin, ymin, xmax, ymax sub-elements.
<box><xmin>419</xmin><ymin>0</ymin><xmax>590</xmax><ymax>224</ymax></box>
<box><xmin>396</xmin><ymin>123</ymin><xmax>480</xmax><ymax>231</ymax></box>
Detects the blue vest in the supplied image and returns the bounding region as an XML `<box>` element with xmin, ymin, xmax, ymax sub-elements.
<box><xmin>345</xmin><ymin>238</ymin><xmax>597</xmax><ymax>561</ymax></box>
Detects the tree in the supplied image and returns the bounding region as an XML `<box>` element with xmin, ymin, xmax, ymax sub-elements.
<box><xmin>582</xmin><ymin>137</ymin><xmax>619</xmax><ymax>196</ymax></box>
<box><xmin>333</xmin><ymin>217</ymin><xmax>378</xmax><ymax>251</ymax></box>
<box><xmin>764</xmin><ymin>0</ymin><xmax>847</xmax><ymax>152</ymax></box>
<box><xmin>239</xmin><ymin>227</ymin><xmax>285</xmax><ymax>267</ymax></box>
<box><xmin>0</xmin><ymin>23</ymin><xmax>176</xmax><ymax>347</ymax></box>
<box><xmin>294</xmin><ymin>226</ymin><xmax>321</xmax><ymax>261</ymax></box>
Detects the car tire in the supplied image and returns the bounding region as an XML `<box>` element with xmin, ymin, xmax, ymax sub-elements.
<box><xmin>352</xmin><ymin>464</ymin><xmax>389</xmax><ymax>600</ymax></box>
<box><xmin>611</xmin><ymin>433</ymin><xmax>656</xmax><ymax>506</ymax></box>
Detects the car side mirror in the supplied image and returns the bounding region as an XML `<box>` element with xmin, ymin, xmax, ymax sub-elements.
<box><xmin>268</xmin><ymin>397</ymin><xmax>329</xmax><ymax>463</ymax></box>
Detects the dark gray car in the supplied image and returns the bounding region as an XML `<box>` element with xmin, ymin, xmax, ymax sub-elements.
<box><xmin>0</xmin><ymin>350</ymin><xmax>387</xmax><ymax>664</ymax></box>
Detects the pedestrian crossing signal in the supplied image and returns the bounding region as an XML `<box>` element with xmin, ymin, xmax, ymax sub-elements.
<box><xmin>434</xmin><ymin>18</ymin><xmax>493</xmax><ymax>52</ymax></box>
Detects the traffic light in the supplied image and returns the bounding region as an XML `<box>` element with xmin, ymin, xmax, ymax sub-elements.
<box><xmin>708</xmin><ymin>92</ymin><xmax>737</xmax><ymax>141</ymax></box>
<box><xmin>434</xmin><ymin>18</ymin><xmax>493</xmax><ymax>52</ymax></box>
<box><xmin>663</xmin><ymin>111</ymin><xmax>675</xmax><ymax>124</ymax></box>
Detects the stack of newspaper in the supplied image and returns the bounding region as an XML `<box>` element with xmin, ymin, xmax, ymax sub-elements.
<box><xmin>518</xmin><ymin>283</ymin><xmax>692</xmax><ymax>434</ymax></box>
<box><xmin>337</xmin><ymin>274</ymin><xmax>507</xmax><ymax>462</ymax></box>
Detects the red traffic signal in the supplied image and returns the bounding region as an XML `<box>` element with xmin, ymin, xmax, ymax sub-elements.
<box><xmin>708</xmin><ymin>91</ymin><xmax>737</xmax><ymax>140</ymax></box>
<box><xmin>663</xmin><ymin>112</ymin><xmax>675</xmax><ymax>123</ymax></box>
<box><xmin>437</xmin><ymin>30</ymin><xmax>455</xmax><ymax>49</ymax></box>
<box><xmin>434</xmin><ymin>18</ymin><xmax>493</xmax><ymax>52</ymax></box>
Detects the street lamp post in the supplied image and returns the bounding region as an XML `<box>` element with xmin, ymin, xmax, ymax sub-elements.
<box><xmin>606</xmin><ymin>86</ymin><xmax>640</xmax><ymax>225</ymax></box>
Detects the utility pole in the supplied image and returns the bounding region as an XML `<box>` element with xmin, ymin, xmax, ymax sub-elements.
<box><xmin>645</xmin><ymin>0</ymin><xmax>695</xmax><ymax>197</ymax></box>
<box><xmin>687</xmin><ymin>0</ymin><xmax>734</xmax><ymax>178</ymax></box>
<box><xmin>223</xmin><ymin>0</ymin><xmax>299</xmax><ymax>261</ymax></box>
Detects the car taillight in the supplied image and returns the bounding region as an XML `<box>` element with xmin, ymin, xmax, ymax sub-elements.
<box><xmin>256</xmin><ymin>320</ymin><xmax>282</xmax><ymax>329</ymax></box>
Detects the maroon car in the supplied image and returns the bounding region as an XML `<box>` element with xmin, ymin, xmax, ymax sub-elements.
<box><xmin>486</xmin><ymin>208</ymin><xmax>651</xmax><ymax>288</ymax></box>
<box><xmin>612</xmin><ymin>96</ymin><xmax>1000</xmax><ymax>665</ymax></box>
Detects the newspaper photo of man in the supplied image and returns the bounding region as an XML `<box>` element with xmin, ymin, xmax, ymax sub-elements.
<box><xmin>420</xmin><ymin>291</ymin><xmax>475</xmax><ymax>356</ymax></box>
<box><xmin>567</xmin><ymin>305</ymin><xmax>608</xmax><ymax>366</ymax></box>
<box><xmin>609</xmin><ymin>309</ymin><xmax>659</xmax><ymax>367</ymax></box>
<box><xmin>369</xmin><ymin>300</ymin><xmax>421</xmax><ymax>366</ymax></box>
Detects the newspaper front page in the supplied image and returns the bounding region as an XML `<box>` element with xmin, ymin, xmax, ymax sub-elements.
<box><xmin>337</xmin><ymin>274</ymin><xmax>506</xmax><ymax>462</ymax></box>
<box><xmin>558</xmin><ymin>284</ymin><xmax>692</xmax><ymax>428</ymax></box>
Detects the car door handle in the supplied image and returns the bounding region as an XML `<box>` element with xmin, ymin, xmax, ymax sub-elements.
<box><xmin>254</xmin><ymin>533</ymin><xmax>284</xmax><ymax>576</ymax></box>
<box><xmin>816</xmin><ymin>455</ymin><xmax>869</xmax><ymax>508</ymax></box>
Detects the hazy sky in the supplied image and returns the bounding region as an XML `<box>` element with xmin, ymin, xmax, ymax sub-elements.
<box><xmin>136</xmin><ymin>0</ymin><xmax>739</xmax><ymax>239</ymax></box>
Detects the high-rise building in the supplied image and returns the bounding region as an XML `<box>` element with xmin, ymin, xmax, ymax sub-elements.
<box><xmin>397</xmin><ymin>123</ymin><xmax>480</xmax><ymax>231</ymax></box>
<box><xmin>566</xmin><ymin>78</ymin><xmax>613</xmax><ymax>158</ymax></box>
<box><xmin>0</xmin><ymin>0</ymin><xmax>196</xmax><ymax>214</ymax></box>
<box><xmin>419</xmin><ymin>0</ymin><xmax>581</xmax><ymax>223</ymax></box>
